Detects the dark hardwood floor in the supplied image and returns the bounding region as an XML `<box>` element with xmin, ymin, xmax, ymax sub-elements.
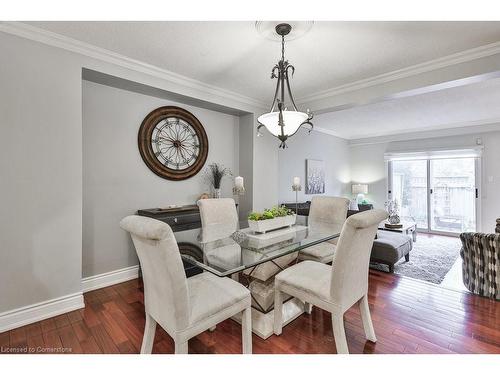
<box><xmin>1</xmin><ymin>270</ymin><xmax>499</xmax><ymax>354</ymax></box>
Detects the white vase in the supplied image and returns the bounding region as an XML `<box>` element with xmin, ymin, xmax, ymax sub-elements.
<box><xmin>213</xmin><ymin>188</ymin><xmax>221</xmax><ymax>199</ymax></box>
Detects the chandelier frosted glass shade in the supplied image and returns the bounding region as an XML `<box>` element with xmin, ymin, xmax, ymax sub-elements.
<box><xmin>257</xmin><ymin>23</ymin><xmax>313</xmax><ymax>148</ymax></box>
<box><xmin>257</xmin><ymin>111</ymin><xmax>309</xmax><ymax>138</ymax></box>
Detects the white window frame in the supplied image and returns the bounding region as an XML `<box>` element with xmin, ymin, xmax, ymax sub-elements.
<box><xmin>386</xmin><ymin>147</ymin><xmax>482</xmax><ymax>235</ymax></box>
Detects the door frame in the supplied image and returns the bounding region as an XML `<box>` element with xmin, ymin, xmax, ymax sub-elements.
<box><xmin>387</xmin><ymin>156</ymin><xmax>481</xmax><ymax>237</ymax></box>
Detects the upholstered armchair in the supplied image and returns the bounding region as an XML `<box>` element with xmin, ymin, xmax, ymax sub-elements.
<box><xmin>298</xmin><ymin>196</ymin><xmax>350</xmax><ymax>263</ymax></box>
<box><xmin>274</xmin><ymin>209</ymin><xmax>388</xmax><ymax>354</ymax></box>
<box><xmin>459</xmin><ymin>232</ymin><xmax>500</xmax><ymax>300</ymax></box>
<box><xmin>120</xmin><ymin>215</ymin><xmax>252</xmax><ymax>354</ymax></box>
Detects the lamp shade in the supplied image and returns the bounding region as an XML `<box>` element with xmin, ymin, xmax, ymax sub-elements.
<box><xmin>257</xmin><ymin>111</ymin><xmax>308</xmax><ymax>137</ymax></box>
<box><xmin>352</xmin><ymin>184</ymin><xmax>368</xmax><ymax>195</ymax></box>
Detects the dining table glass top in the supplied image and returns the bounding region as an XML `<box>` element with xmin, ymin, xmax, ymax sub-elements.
<box><xmin>174</xmin><ymin>223</ymin><xmax>342</xmax><ymax>277</ymax></box>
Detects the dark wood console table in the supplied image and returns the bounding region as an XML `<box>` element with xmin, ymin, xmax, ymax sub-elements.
<box><xmin>138</xmin><ymin>205</ymin><xmax>203</xmax><ymax>232</ymax></box>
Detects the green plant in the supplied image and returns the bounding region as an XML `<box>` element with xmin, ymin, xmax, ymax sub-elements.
<box><xmin>247</xmin><ymin>212</ymin><xmax>263</xmax><ymax>221</ymax></box>
<box><xmin>247</xmin><ymin>205</ymin><xmax>294</xmax><ymax>221</ymax></box>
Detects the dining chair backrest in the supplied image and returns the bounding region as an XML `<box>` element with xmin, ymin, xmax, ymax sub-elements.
<box><xmin>120</xmin><ymin>215</ymin><xmax>190</xmax><ymax>333</ymax></box>
<box><xmin>309</xmin><ymin>196</ymin><xmax>350</xmax><ymax>231</ymax></box>
<box><xmin>198</xmin><ymin>198</ymin><xmax>238</xmax><ymax>243</ymax></box>
<box><xmin>329</xmin><ymin>209</ymin><xmax>388</xmax><ymax>308</ymax></box>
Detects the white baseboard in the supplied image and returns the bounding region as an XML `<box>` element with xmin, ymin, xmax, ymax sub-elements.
<box><xmin>0</xmin><ymin>292</ymin><xmax>84</xmax><ymax>333</ymax></box>
<box><xmin>81</xmin><ymin>265</ymin><xmax>140</xmax><ymax>293</ymax></box>
<box><xmin>0</xmin><ymin>265</ymin><xmax>140</xmax><ymax>333</ymax></box>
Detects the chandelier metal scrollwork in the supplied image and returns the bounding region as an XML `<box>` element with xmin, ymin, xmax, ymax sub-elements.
<box><xmin>257</xmin><ymin>23</ymin><xmax>313</xmax><ymax>148</ymax></box>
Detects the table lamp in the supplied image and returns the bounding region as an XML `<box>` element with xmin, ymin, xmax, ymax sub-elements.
<box><xmin>292</xmin><ymin>177</ymin><xmax>301</xmax><ymax>214</ymax></box>
<box><xmin>352</xmin><ymin>183</ymin><xmax>368</xmax><ymax>205</ymax></box>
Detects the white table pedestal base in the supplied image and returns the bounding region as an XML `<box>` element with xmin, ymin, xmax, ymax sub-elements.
<box><xmin>232</xmin><ymin>297</ymin><xmax>305</xmax><ymax>339</ymax></box>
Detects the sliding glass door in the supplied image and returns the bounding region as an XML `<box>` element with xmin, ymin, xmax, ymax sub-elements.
<box><xmin>391</xmin><ymin>160</ymin><xmax>429</xmax><ymax>230</ymax></box>
<box><xmin>389</xmin><ymin>154</ymin><xmax>479</xmax><ymax>235</ymax></box>
<box><xmin>430</xmin><ymin>158</ymin><xmax>476</xmax><ymax>233</ymax></box>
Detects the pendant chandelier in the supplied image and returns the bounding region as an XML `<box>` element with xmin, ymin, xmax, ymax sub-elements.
<box><xmin>257</xmin><ymin>23</ymin><xmax>313</xmax><ymax>149</ymax></box>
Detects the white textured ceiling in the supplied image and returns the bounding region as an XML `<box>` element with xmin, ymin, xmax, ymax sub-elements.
<box><xmin>24</xmin><ymin>21</ymin><xmax>500</xmax><ymax>139</ymax></box>
<box><xmin>27</xmin><ymin>21</ymin><xmax>500</xmax><ymax>103</ymax></box>
<box><xmin>315</xmin><ymin>77</ymin><xmax>500</xmax><ymax>139</ymax></box>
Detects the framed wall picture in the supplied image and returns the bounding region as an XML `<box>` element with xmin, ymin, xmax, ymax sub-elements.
<box><xmin>306</xmin><ymin>159</ymin><xmax>325</xmax><ymax>194</ymax></box>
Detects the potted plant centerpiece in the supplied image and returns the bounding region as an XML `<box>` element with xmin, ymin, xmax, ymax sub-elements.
<box><xmin>247</xmin><ymin>206</ymin><xmax>296</xmax><ymax>234</ymax></box>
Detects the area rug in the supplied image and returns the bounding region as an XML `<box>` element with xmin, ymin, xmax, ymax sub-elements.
<box><xmin>370</xmin><ymin>234</ymin><xmax>462</xmax><ymax>284</ymax></box>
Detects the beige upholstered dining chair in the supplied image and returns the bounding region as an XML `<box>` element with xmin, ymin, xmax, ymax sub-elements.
<box><xmin>274</xmin><ymin>209</ymin><xmax>388</xmax><ymax>354</ymax></box>
<box><xmin>120</xmin><ymin>215</ymin><xmax>252</xmax><ymax>354</ymax></box>
<box><xmin>197</xmin><ymin>198</ymin><xmax>242</xmax><ymax>280</ymax></box>
<box><xmin>198</xmin><ymin>198</ymin><xmax>238</xmax><ymax>243</ymax></box>
<box><xmin>298</xmin><ymin>196</ymin><xmax>350</xmax><ymax>263</ymax></box>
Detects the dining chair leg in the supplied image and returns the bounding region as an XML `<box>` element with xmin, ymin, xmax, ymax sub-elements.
<box><xmin>331</xmin><ymin>313</ymin><xmax>349</xmax><ymax>354</ymax></box>
<box><xmin>140</xmin><ymin>313</ymin><xmax>157</xmax><ymax>354</ymax></box>
<box><xmin>241</xmin><ymin>307</ymin><xmax>252</xmax><ymax>354</ymax></box>
<box><xmin>359</xmin><ymin>294</ymin><xmax>377</xmax><ymax>342</ymax></box>
<box><xmin>304</xmin><ymin>302</ymin><xmax>312</xmax><ymax>314</ymax></box>
<box><xmin>175</xmin><ymin>340</ymin><xmax>188</xmax><ymax>354</ymax></box>
<box><xmin>273</xmin><ymin>288</ymin><xmax>284</xmax><ymax>335</ymax></box>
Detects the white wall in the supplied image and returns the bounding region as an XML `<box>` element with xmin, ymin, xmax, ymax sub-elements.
<box><xmin>277</xmin><ymin>127</ymin><xmax>351</xmax><ymax>204</ymax></box>
<box><xmin>349</xmin><ymin>142</ymin><xmax>389</xmax><ymax>207</ymax></box>
<box><xmin>83</xmin><ymin>81</ymin><xmax>239</xmax><ymax>277</ymax></box>
<box><xmin>349</xmin><ymin>130</ymin><xmax>500</xmax><ymax>233</ymax></box>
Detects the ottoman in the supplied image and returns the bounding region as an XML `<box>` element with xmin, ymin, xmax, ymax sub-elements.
<box><xmin>371</xmin><ymin>230</ymin><xmax>413</xmax><ymax>272</ymax></box>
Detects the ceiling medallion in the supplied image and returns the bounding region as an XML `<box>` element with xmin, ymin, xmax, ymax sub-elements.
<box><xmin>255</xmin><ymin>21</ymin><xmax>314</xmax><ymax>41</ymax></box>
<box><xmin>257</xmin><ymin>23</ymin><xmax>313</xmax><ymax>148</ymax></box>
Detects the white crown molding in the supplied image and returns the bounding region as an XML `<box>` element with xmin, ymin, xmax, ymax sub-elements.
<box><xmin>313</xmin><ymin>126</ymin><xmax>345</xmax><ymax>139</ymax></box>
<box><xmin>298</xmin><ymin>41</ymin><xmax>500</xmax><ymax>105</ymax></box>
<box><xmin>81</xmin><ymin>265</ymin><xmax>140</xmax><ymax>293</ymax></box>
<box><xmin>348</xmin><ymin>118</ymin><xmax>500</xmax><ymax>146</ymax></box>
<box><xmin>0</xmin><ymin>21</ymin><xmax>267</xmax><ymax>110</ymax></box>
<box><xmin>3</xmin><ymin>21</ymin><xmax>500</xmax><ymax>125</ymax></box>
<box><xmin>0</xmin><ymin>292</ymin><xmax>84</xmax><ymax>333</ymax></box>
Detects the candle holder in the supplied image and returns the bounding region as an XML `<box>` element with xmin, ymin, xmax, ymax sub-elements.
<box><xmin>292</xmin><ymin>183</ymin><xmax>302</xmax><ymax>215</ymax></box>
<box><xmin>233</xmin><ymin>176</ymin><xmax>245</xmax><ymax>196</ymax></box>
<box><xmin>233</xmin><ymin>185</ymin><xmax>245</xmax><ymax>195</ymax></box>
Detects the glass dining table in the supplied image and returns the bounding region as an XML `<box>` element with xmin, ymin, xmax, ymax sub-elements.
<box><xmin>174</xmin><ymin>222</ymin><xmax>342</xmax><ymax>277</ymax></box>
<box><xmin>173</xmin><ymin>222</ymin><xmax>342</xmax><ymax>339</ymax></box>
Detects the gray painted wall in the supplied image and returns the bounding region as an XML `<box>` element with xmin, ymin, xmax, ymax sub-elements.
<box><xmin>252</xmin><ymin>122</ymin><xmax>280</xmax><ymax>211</ymax></box>
<box><xmin>278</xmin><ymin>128</ymin><xmax>351</xmax><ymax>204</ymax></box>
<box><xmin>0</xmin><ymin>32</ymin><xmax>83</xmax><ymax>312</ymax></box>
<box><xmin>349</xmin><ymin>130</ymin><xmax>500</xmax><ymax>233</ymax></box>
<box><xmin>83</xmin><ymin>81</ymin><xmax>240</xmax><ymax>277</ymax></box>
<box><xmin>0</xmin><ymin>29</ymin><xmax>274</xmax><ymax>316</ymax></box>
<box><xmin>237</xmin><ymin>114</ymin><xmax>254</xmax><ymax>220</ymax></box>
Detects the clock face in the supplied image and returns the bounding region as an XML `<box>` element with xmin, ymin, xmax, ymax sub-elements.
<box><xmin>138</xmin><ymin>107</ymin><xmax>208</xmax><ymax>180</ymax></box>
<box><xmin>151</xmin><ymin>117</ymin><xmax>200</xmax><ymax>170</ymax></box>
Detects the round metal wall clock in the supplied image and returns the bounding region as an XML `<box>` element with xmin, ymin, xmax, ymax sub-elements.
<box><xmin>138</xmin><ymin>106</ymin><xmax>209</xmax><ymax>180</ymax></box>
